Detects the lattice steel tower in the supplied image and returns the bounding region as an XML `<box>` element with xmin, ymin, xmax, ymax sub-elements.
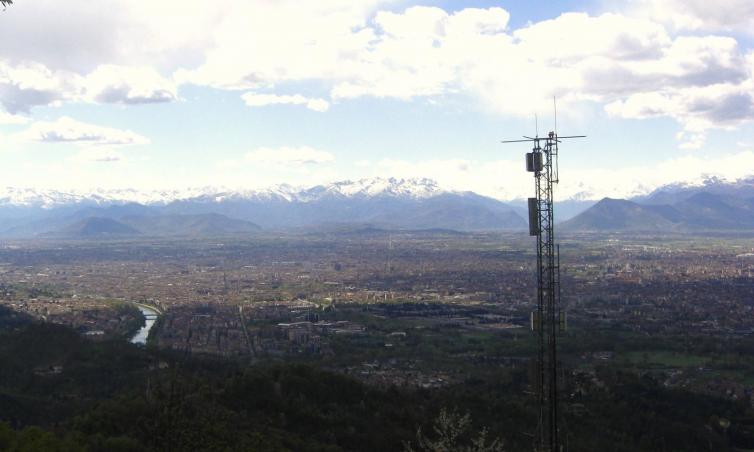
<box><xmin>503</xmin><ymin>122</ymin><xmax>584</xmax><ymax>452</ymax></box>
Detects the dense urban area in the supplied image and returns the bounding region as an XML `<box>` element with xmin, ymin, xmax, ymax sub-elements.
<box><xmin>1</xmin><ymin>231</ymin><xmax>753</xmax><ymax>450</ymax></box>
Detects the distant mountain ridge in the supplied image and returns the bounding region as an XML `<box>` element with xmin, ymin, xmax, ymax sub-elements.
<box><xmin>121</xmin><ymin>213</ymin><xmax>262</xmax><ymax>237</ymax></box>
<box><xmin>3</xmin><ymin>176</ymin><xmax>754</xmax><ymax>237</ymax></box>
<box><xmin>634</xmin><ymin>176</ymin><xmax>754</xmax><ymax>206</ymax></box>
<box><xmin>48</xmin><ymin>217</ymin><xmax>141</xmax><ymax>238</ymax></box>
<box><xmin>0</xmin><ymin>178</ymin><xmax>526</xmax><ymax>237</ymax></box>
<box><xmin>563</xmin><ymin>190</ymin><xmax>754</xmax><ymax>232</ymax></box>
<box><xmin>1</xmin><ymin>174</ymin><xmax>752</xmax><ymax>207</ymax></box>
<box><xmin>42</xmin><ymin>214</ymin><xmax>262</xmax><ymax>239</ymax></box>
<box><xmin>0</xmin><ymin>177</ymin><xmax>449</xmax><ymax>208</ymax></box>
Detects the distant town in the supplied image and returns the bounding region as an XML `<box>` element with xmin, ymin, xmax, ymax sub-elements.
<box><xmin>1</xmin><ymin>231</ymin><xmax>752</xmax><ymax>404</ymax></box>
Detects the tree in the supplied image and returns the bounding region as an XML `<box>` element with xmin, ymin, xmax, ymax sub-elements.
<box><xmin>404</xmin><ymin>408</ymin><xmax>505</xmax><ymax>452</ymax></box>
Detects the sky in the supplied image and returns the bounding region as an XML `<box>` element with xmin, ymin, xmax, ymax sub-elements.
<box><xmin>1</xmin><ymin>0</ymin><xmax>754</xmax><ymax>201</ymax></box>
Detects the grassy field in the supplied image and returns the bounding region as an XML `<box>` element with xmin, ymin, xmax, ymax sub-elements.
<box><xmin>621</xmin><ymin>350</ymin><xmax>709</xmax><ymax>368</ymax></box>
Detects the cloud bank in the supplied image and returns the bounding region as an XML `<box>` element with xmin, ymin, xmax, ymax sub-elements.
<box><xmin>1</xmin><ymin>1</ymin><xmax>752</xmax><ymax>149</ymax></box>
<box><xmin>0</xmin><ymin>0</ymin><xmax>753</xmax><ymax>194</ymax></box>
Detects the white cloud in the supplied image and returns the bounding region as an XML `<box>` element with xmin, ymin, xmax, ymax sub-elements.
<box><xmin>16</xmin><ymin>116</ymin><xmax>149</xmax><ymax>146</ymax></box>
<box><xmin>0</xmin><ymin>1</ymin><xmax>752</xmax><ymax>151</ymax></box>
<box><xmin>0</xmin><ymin>1</ymin><xmax>376</xmax><ymax>112</ymax></box>
<box><xmin>331</xmin><ymin>7</ymin><xmax>512</xmax><ymax>102</ymax></box>
<box><xmin>305</xmin><ymin>98</ymin><xmax>330</xmax><ymax>113</ymax></box>
<box><xmin>241</xmin><ymin>92</ymin><xmax>330</xmax><ymax>112</ymax></box>
<box><xmin>604</xmin><ymin>60</ymin><xmax>754</xmax><ymax>149</ymax></box>
<box><xmin>633</xmin><ymin>0</ymin><xmax>754</xmax><ymax>33</ymax></box>
<box><xmin>321</xmin><ymin>8</ymin><xmax>752</xmax><ymax>148</ymax></box>
<box><xmin>0</xmin><ymin>0</ymin><xmax>220</xmax><ymax>73</ymax></box>
<box><xmin>244</xmin><ymin>146</ymin><xmax>335</xmax><ymax>165</ymax></box>
<box><xmin>0</xmin><ymin>60</ymin><xmax>177</xmax><ymax>112</ymax></box>
<box><xmin>174</xmin><ymin>1</ymin><xmax>390</xmax><ymax>89</ymax></box>
<box><xmin>0</xmin><ymin>111</ymin><xmax>30</xmax><ymax>125</ymax></box>
<box><xmin>84</xmin><ymin>65</ymin><xmax>177</xmax><ymax>104</ymax></box>
<box><xmin>0</xmin><ymin>60</ymin><xmax>82</xmax><ymax>113</ymax></box>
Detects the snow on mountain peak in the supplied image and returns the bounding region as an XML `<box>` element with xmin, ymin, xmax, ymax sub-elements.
<box><xmin>320</xmin><ymin>177</ymin><xmax>443</xmax><ymax>199</ymax></box>
<box><xmin>0</xmin><ymin>178</ymin><xmax>450</xmax><ymax>208</ymax></box>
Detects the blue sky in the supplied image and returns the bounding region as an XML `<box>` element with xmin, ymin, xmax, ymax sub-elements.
<box><xmin>1</xmin><ymin>0</ymin><xmax>753</xmax><ymax>200</ymax></box>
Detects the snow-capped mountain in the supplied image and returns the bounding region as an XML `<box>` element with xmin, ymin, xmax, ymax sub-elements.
<box><xmin>305</xmin><ymin>177</ymin><xmax>443</xmax><ymax>200</ymax></box>
<box><xmin>0</xmin><ymin>187</ymin><xmax>90</xmax><ymax>208</ymax></box>
<box><xmin>4</xmin><ymin>174</ymin><xmax>752</xmax><ymax>210</ymax></box>
<box><xmin>633</xmin><ymin>175</ymin><xmax>754</xmax><ymax>205</ymax></box>
<box><xmin>0</xmin><ymin>178</ymin><xmax>526</xmax><ymax>236</ymax></box>
<box><xmin>562</xmin><ymin>174</ymin><xmax>754</xmax><ymax>232</ymax></box>
<box><xmin>0</xmin><ymin>178</ymin><xmax>448</xmax><ymax>209</ymax></box>
<box><xmin>0</xmin><ymin>186</ymin><xmax>224</xmax><ymax>208</ymax></box>
<box><xmin>2</xmin><ymin>175</ymin><xmax>752</xmax><ymax>236</ymax></box>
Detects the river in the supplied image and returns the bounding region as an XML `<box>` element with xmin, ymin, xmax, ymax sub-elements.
<box><xmin>130</xmin><ymin>304</ymin><xmax>159</xmax><ymax>345</ymax></box>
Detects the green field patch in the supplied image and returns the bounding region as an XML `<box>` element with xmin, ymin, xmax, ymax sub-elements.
<box><xmin>622</xmin><ymin>351</ymin><xmax>709</xmax><ymax>368</ymax></box>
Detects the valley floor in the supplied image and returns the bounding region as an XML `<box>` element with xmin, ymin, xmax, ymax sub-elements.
<box><xmin>0</xmin><ymin>231</ymin><xmax>753</xmax><ymax>450</ymax></box>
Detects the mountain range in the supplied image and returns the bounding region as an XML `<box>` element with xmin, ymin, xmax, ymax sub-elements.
<box><xmin>0</xmin><ymin>178</ymin><xmax>525</xmax><ymax>238</ymax></box>
<box><xmin>563</xmin><ymin>177</ymin><xmax>754</xmax><ymax>232</ymax></box>
<box><xmin>0</xmin><ymin>176</ymin><xmax>752</xmax><ymax>238</ymax></box>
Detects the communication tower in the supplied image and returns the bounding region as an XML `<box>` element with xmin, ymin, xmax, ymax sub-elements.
<box><xmin>502</xmin><ymin>110</ymin><xmax>584</xmax><ymax>452</ymax></box>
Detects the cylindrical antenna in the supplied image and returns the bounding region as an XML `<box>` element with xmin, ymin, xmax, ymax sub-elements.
<box><xmin>553</xmin><ymin>97</ymin><xmax>557</xmax><ymax>135</ymax></box>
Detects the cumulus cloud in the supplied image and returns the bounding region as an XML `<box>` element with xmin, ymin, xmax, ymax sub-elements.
<box><xmin>0</xmin><ymin>60</ymin><xmax>177</xmax><ymax>112</ymax></box>
<box><xmin>503</xmin><ymin>19</ymin><xmax>752</xmax><ymax>148</ymax></box>
<box><xmin>241</xmin><ymin>92</ymin><xmax>330</xmax><ymax>112</ymax></box>
<box><xmin>16</xmin><ymin>116</ymin><xmax>149</xmax><ymax>146</ymax></box>
<box><xmin>174</xmin><ymin>0</ymin><xmax>389</xmax><ymax>89</ymax></box>
<box><xmin>0</xmin><ymin>60</ymin><xmax>82</xmax><ymax>113</ymax></box>
<box><xmin>244</xmin><ymin>146</ymin><xmax>335</xmax><ymax>165</ymax></box>
<box><xmin>176</xmin><ymin>4</ymin><xmax>754</xmax><ymax>149</ymax></box>
<box><xmin>84</xmin><ymin>65</ymin><xmax>177</xmax><ymax>104</ymax></box>
<box><xmin>604</xmin><ymin>52</ymin><xmax>754</xmax><ymax>150</ymax></box>
<box><xmin>0</xmin><ymin>0</ymin><xmax>753</xmax><ymax>151</ymax></box>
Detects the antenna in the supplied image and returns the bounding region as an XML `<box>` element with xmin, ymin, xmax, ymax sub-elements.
<box><xmin>502</xmin><ymin>119</ymin><xmax>585</xmax><ymax>452</ymax></box>
<box><xmin>553</xmin><ymin>97</ymin><xmax>557</xmax><ymax>135</ymax></box>
<box><xmin>535</xmin><ymin>113</ymin><xmax>539</xmax><ymax>137</ymax></box>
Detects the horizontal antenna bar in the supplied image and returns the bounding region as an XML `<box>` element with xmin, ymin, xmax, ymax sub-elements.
<box><xmin>502</xmin><ymin>135</ymin><xmax>585</xmax><ymax>144</ymax></box>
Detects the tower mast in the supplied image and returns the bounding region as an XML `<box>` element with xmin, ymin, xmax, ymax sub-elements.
<box><xmin>502</xmin><ymin>114</ymin><xmax>584</xmax><ymax>452</ymax></box>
